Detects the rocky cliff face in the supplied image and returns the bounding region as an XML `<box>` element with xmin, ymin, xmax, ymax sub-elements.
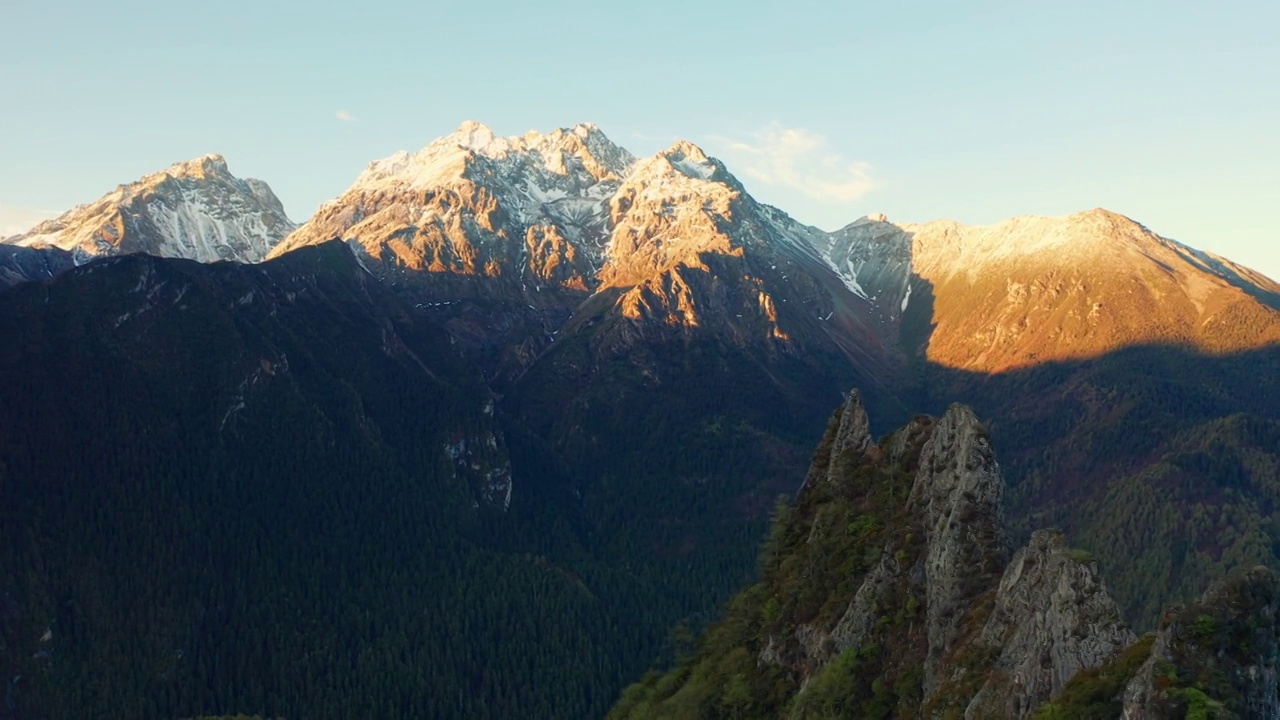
<box><xmin>266</xmin><ymin>121</ymin><xmax>627</xmax><ymax>383</ymax></box>
<box><xmin>799</xmin><ymin>389</ymin><xmax>872</xmax><ymax>492</ymax></box>
<box><xmin>817</xmin><ymin>401</ymin><xmax>1127</xmax><ymax>718</ymax></box>
<box><xmin>966</xmin><ymin>530</ymin><xmax>1136</xmax><ymax>718</ymax></box>
<box><xmin>3</xmin><ymin>155</ymin><xmax>295</xmax><ymax>265</ymax></box>
<box><xmin>611</xmin><ymin>391</ymin><xmax>1137</xmax><ymax>719</ymax></box>
<box><xmin>808</xmin><ymin>208</ymin><xmax>1280</xmax><ymax>634</ymax></box>
<box><xmin>912</xmin><ymin>403</ymin><xmax>1011</xmax><ymax>697</ymax></box>
<box><xmin>613</xmin><ymin>389</ymin><xmax>1280</xmax><ymax>719</ymax></box>
<box><xmin>1120</xmin><ymin>567</ymin><xmax>1280</xmax><ymax>719</ymax></box>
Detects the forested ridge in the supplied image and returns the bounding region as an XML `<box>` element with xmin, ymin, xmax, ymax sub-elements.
<box><xmin>929</xmin><ymin>345</ymin><xmax>1280</xmax><ymax>627</ymax></box>
<box><xmin>0</xmin><ymin>246</ymin><xmax>760</xmax><ymax>719</ymax></box>
<box><xmin>610</xmin><ymin>409</ymin><xmax>938</xmax><ymax>719</ymax></box>
<box><xmin>610</xmin><ymin>397</ymin><xmax>1280</xmax><ymax>719</ymax></box>
<box><xmin>2</xmin><ymin>242</ymin><xmax>1278</xmax><ymax>718</ymax></box>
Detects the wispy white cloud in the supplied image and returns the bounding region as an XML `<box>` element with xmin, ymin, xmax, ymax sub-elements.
<box><xmin>708</xmin><ymin>123</ymin><xmax>876</xmax><ymax>202</ymax></box>
<box><xmin>0</xmin><ymin>205</ymin><xmax>56</xmax><ymax>237</ymax></box>
<box><xmin>335</xmin><ymin>109</ymin><xmax>357</xmax><ymax>123</ymax></box>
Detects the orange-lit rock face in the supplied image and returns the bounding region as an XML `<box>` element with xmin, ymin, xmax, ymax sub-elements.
<box><xmin>593</xmin><ymin>143</ymin><xmax>832</xmax><ymax>348</ymax></box>
<box><xmin>274</xmin><ymin>124</ymin><xmax>832</xmax><ymax>354</ymax></box>
<box><xmin>525</xmin><ymin>225</ymin><xmax>589</xmax><ymax>289</ymax></box>
<box><xmin>921</xmin><ymin>266</ymin><xmax>1276</xmax><ymax>373</ymax></box>
<box><xmin>908</xmin><ymin>211</ymin><xmax>1280</xmax><ymax>373</ymax></box>
<box><xmin>327</xmin><ymin>187</ymin><xmax>489</xmax><ymax>276</ymax></box>
<box><xmin>821</xmin><ymin>209</ymin><xmax>1280</xmax><ymax>375</ymax></box>
<box><xmin>600</xmin><ymin>145</ymin><xmax>742</xmax><ymax>290</ymax></box>
<box><xmin>268</xmin><ymin>122</ymin><xmax>1280</xmax><ymax>382</ymax></box>
<box><xmin>619</xmin><ymin>268</ymin><xmax>702</xmax><ymax>327</ymax></box>
<box><xmin>270</xmin><ymin>121</ymin><xmax>630</xmax><ymax>294</ymax></box>
<box><xmin>282</xmin><ymin>179</ymin><xmax>507</xmax><ymax>278</ymax></box>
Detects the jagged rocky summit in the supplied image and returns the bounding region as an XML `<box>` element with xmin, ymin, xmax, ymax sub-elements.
<box><xmin>3</xmin><ymin>154</ymin><xmax>295</xmax><ymax>267</ymax></box>
<box><xmin>269</xmin><ymin>120</ymin><xmax>893</xmax><ymax>388</ymax></box>
<box><xmin>612</xmin><ymin>391</ymin><xmax>1141</xmax><ymax>719</ymax></box>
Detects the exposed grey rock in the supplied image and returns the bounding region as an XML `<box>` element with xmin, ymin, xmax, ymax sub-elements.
<box><xmin>789</xmin><ymin>402</ymin><xmax>1017</xmax><ymax>702</ymax></box>
<box><xmin>1119</xmin><ymin>629</ymin><xmax>1175</xmax><ymax>720</ymax></box>
<box><xmin>647</xmin><ymin>391</ymin><xmax>1280</xmax><ymax>718</ymax></box>
<box><xmin>911</xmin><ymin>403</ymin><xmax>1009</xmax><ymax>697</ymax></box>
<box><xmin>443</xmin><ymin>428</ymin><xmax>513</xmax><ymax>512</ymax></box>
<box><xmin>799</xmin><ymin>389</ymin><xmax>874</xmax><ymax>494</ymax></box>
<box><xmin>758</xmin><ymin>634</ymin><xmax>786</xmax><ymax>668</ymax></box>
<box><xmin>273</xmin><ymin>122</ymin><xmax>899</xmax><ymax>389</ymax></box>
<box><xmin>826</xmin><ymin>538</ymin><xmax>913</xmax><ymax>658</ymax></box>
<box><xmin>811</xmin><ymin>214</ymin><xmax>915</xmax><ymax>323</ymax></box>
<box><xmin>273</xmin><ymin>121</ymin><xmax>629</xmax><ymax>291</ymax></box>
<box><xmin>829</xmin><ymin>389</ymin><xmax>872</xmax><ymax>464</ymax></box>
<box><xmin>965</xmin><ymin>530</ymin><xmax>1135</xmax><ymax>719</ymax></box>
<box><xmin>1121</xmin><ymin>566</ymin><xmax>1280</xmax><ymax>719</ymax></box>
<box><xmin>884</xmin><ymin>415</ymin><xmax>931</xmax><ymax>466</ymax></box>
<box><xmin>784</xmin><ymin>400</ymin><xmax>1144</xmax><ymax>717</ymax></box>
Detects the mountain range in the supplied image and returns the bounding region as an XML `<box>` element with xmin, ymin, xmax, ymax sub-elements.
<box><xmin>1</xmin><ymin>121</ymin><xmax>1277</xmax><ymax>718</ymax></box>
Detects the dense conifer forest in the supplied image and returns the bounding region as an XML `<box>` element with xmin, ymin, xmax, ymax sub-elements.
<box><xmin>2</xmin><ymin>246</ymin><xmax>1277</xmax><ymax>718</ymax></box>
<box><xmin>0</xmin><ymin>250</ymin><xmax>650</xmax><ymax>717</ymax></box>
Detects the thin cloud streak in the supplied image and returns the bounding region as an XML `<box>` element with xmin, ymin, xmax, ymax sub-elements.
<box><xmin>709</xmin><ymin>124</ymin><xmax>877</xmax><ymax>202</ymax></box>
<box><xmin>335</xmin><ymin>110</ymin><xmax>356</xmax><ymax>122</ymax></box>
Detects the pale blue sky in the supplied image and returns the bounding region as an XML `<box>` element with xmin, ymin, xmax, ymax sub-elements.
<box><xmin>1</xmin><ymin>0</ymin><xmax>1277</xmax><ymax>279</ymax></box>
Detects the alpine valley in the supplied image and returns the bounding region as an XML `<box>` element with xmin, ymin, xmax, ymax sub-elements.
<box><xmin>1</xmin><ymin>122</ymin><xmax>1277</xmax><ymax>719</ymax></box>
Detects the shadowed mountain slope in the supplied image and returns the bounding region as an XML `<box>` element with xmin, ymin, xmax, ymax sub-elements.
<box><xmin>0</xmin><ymin>243</ymin><xmax>671</xmax><ymax>719</ymax></box>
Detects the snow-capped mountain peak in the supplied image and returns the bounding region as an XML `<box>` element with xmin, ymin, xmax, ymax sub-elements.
<box><xmin>658</xmin><ymin>140</ymin><xmax>724</xmax><ymax>182</ymax></box>
<box><xmin>887</xmin><ymin>208</ymin><xmax>1177</xmax><ymax>274</ymax></box>
<box><xmin>609</xmin><ymin>140</ymin><xmax>740</xmax><ymax>213</ymax></box>
<box><xmin>158</xmin><ymin>153</ymin><xmax>232</xmax><ymax>180</ymax></box>
<box><xmin>275</xmin><ymin>124</ymin><xmax>845</xmax><ymax>309</ymax></box>
<box><xmin>449</xmin><ymin>119</ymin><xmax>499</xmax><ymax>152</ymax></box>
<box><xmin>264</xmin><ymin>121</ymin><xmax>1277</xmax><ymax>382</ymax></box>
<box><xmin>3</xmin><ymin>154</ymin><xmax>295</xmax><ymax>265</ymax></box>
<box><xmin>271</xmin><ymin>122</ymin><xmax>638</xmax><ymax>272</ymax></box>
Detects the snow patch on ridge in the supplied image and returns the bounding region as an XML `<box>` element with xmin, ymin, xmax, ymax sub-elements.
<box><xmin>672</xmin><ymin>156</ymin><xmax>715</xmax><ymax>180</ymax></box>
<box><xmin>821</xmin><ymin>254</ymin><xmax>869</xmax><ymax>300</ymax></box>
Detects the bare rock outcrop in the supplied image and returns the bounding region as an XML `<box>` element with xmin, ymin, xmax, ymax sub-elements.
<box><xmin>1121</xmin><ymin>566</ymin><xmax>1280</xmax><ymax>719</ymax></box>
<box><xmin>614</xmin><ymin>391</ymin><xmax>1280</xmax><ymax>719</ymax></box>
<box><xmin>912</xmin><ymin>403</ymin><xmax>1009</xmax><ymax>696</ymax></box>
<box><xmin>799</xmin><ymin>389</ymin><xmax>874</xmax><ymax>493</ymax></box>
<box><xmin>829</xmin><ymin>389</ymin><xmax>873</xmax><ymax>464</ymax></box>
<box><xmin>965</xmin><ymin>530</ymin><xmax>1136</xmax><ymax>718</ymax></box>
<box><xmin>782</xmin><ymin>399</ymin><xmax>1137</xmax><ymax>717</ymax></box>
